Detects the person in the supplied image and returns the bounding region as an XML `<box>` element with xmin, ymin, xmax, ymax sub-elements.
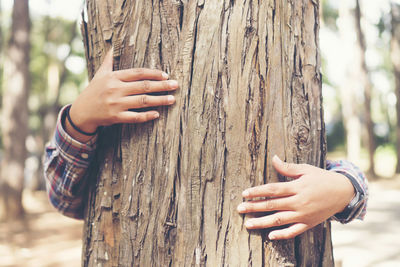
<box><xmin>44</xmin><ymin>50</ymin><xmax>368</xmax><ymax>240</ymax></box>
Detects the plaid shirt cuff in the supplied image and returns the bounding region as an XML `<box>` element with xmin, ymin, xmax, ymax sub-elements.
<box><xmin>44</xmin><ymin>104</ymin><xmax>98</xmax><ymax>219</ymax></box>
<box><xmin>56</xmin><ymin>104</ymin><xmax>97</xmax><ymax>167</ymax></box>
<box><xmin>327</xmin><ymin>159</ymin><xmax>369</xmax><ymax>223</ymax></box>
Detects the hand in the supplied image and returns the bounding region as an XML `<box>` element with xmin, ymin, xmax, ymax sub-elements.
<box><xmin>67</xmin><ymin>49</ymin><xmax>179</xmax><ymax>142</ymax></box>
<box><xmin>237</xmin><ymin>155</ymin><xmax>355</xmax><ymax>240</ymax></box>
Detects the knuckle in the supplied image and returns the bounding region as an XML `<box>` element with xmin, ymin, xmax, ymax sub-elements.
<box><xmin>142</xmin><ymin>80</ymin><xmax>151</xmax><ymax>92</ymax></box>
<box><xmin>300</xmin><ymin>198</ymin><xmax>310</xmax><ymax>209</ymax></box>
<box><xmin>104</xmin><ymin>97</ymin><xmax>116</xmax><ymax>107</ymax></box>
<box><xmin>105</xmin><ymin>79</ymin><xmax>118</xmax><ymax>91</ymax></box>
<box><xmin>108</xmin><ymin>112</ymin><xmax>119</xmax><ymax>123</ymax></box>
<box><xmin>285</xmin><ymin>163</ymin><xmax>295</xmax><ymax>172</ymax></box>
<box><xmin>266</xmin><ymin>200</ymin><xmax>275</xmax><ymax>210</ymax></box>
<box><xmin>163</xmin><ymin>80</ymin><xmax>170</xmax><ymax>89</ymax></box>
<box><xmin>273</xmin><ymin>216</ymin><xmax>283</xmax><ymax>226</ymax></box>
<box><xmin>266</xmin><ymin>183</ymin><xmax>277</xmax><ymax>193</ymax></box>
<box><xmin>140</xmin><ymin>95</ymin><xmax>148</xmax><ymax>106</ymax></box>
<box><xmin>130</xmin><ymin>113</ymin><xmax>140</xmax><ymax>123</ymax></box>
<box><xmin>145</xmin><ymin>113</ymin><xmax>155</xmax><ymax>121</ymax></box>
<box><xmin>135</xmin><ymin>68</ymin><xmax>145</xmax><ymax>77</ymax></box>
<box><xmin>109</xmin><ymin>71</ymin><xmax>118</xmax><ymax>80</ymax></box>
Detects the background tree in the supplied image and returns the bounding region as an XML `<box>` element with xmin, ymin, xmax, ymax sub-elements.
<box><xmin>28</xmin><ymin>17</ymin><xmax>80</xmax><ymax>190</ymax></box>
<box><xmin>354</xmin><ymin>0</ymin><xmax>376</xmax><ymax>177</ymax></box>
<box><xmin>81</xmin><ymin>1</ymin><xmax>333</xmax><ymax>266</ymax></box>
<box><xmin>391</xmin><ymin>2</ymin><xmax>400</xmax><ymax>174</ymax></box>
<box><xmin>336</xmin><ymin>0</ymin><xmax>363</xmax><ymax>167</ymax></box>
<box><xmin>0</xmin><ymin>0</ymin><xmax>30</xmax><ymax>219</ymax></box>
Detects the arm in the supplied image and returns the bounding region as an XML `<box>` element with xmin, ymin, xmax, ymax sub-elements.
<box><xmin>44</xmin><ymin>50</ymin><xmax>179</xmax><ymax>219</ymax></box>
<box><xmin>237</xmin><ymin>156</ymin><xmax>368</xmax><ymax>240</ymax></box>
<box><xmin>44</xmin><ymin>106</ymin><xmax>97</xmax><ymax>219</ymax></box>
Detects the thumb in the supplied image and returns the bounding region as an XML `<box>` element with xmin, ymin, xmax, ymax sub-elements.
<box><xmin>97</xmin><ymin>48</ymin><xmax>113</xmax><ymax>74</ymax></box>
<box><xmin>272</xmin><ymin>155</ymin><xmax>305</xmax><ymax>179</ymax></box>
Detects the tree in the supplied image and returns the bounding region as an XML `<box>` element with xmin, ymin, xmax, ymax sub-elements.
<box><xmin>337</xmin><ymin>0</ymin><xmax>362</xmax><ymax>166</ymax></box>
<box><xmin>0</xmin><ymin>0</ymin><xmax>30</xmax><ymax>220</ymax></box>
<box><xmin>391</xmin><ymin>2</ymin><xmax>400</xmax><ymax>174</ymax></box>
<box><xmin>393</xmin><ymin>10</ymin><xmax>400</xmax><ymax>170</ymax></box>
<box><xmin>81</xmin><ymin>1</ymin><xmax>333</xmax><ymax>266</ymax></box>
<box><xmin>354</xmin><ymin>0</ymin><xmax>376</xmax><ymax>177</ymax></box>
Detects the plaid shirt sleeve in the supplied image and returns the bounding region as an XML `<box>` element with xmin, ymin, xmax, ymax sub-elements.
<box><xmin>326</xmin><ymin>159</ymin><xmax>368</xmax><ymax>223</ymax></box>
<box><xmin>44</xmin><ymin>105</ymin><xmax>97</xmax><ymax>219</ymax></box>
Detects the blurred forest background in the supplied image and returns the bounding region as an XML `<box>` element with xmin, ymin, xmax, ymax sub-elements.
<box><xmin>0</xmin><ymin>0</ymin><xmax>399</xmax><ymax>266</ymax></box>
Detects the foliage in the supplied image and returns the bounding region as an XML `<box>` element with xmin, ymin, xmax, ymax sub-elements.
<box><xmin>30</xmin><ymin>16</ymin><xmax>86</xmax><ymax>136</ymax></box>
<box><xmin>322</xmin><ymin>0</ymin><xmax>339</xmax><ymax>30</ymax></box>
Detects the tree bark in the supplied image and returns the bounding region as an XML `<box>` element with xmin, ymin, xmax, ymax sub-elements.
<box><xmin>354</xmin><ymin>0</ymin><xmax>376</xmax><ymax>177</ymax></box>
<box><xmin>81</xmin><ymin>1</ymin><xmax>333</xmax><ymax>266</ymax></box>
<box><xmin>391</xmin><ymin>3</ymin><xmax>400</xmax><ymax>174</ymax></box>
<box><xmin>0</xmin><ymin>0</ymin><xmax>30</xmax><ymax>220</ymax></box>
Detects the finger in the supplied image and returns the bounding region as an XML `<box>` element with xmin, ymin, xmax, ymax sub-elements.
<box><xmin>237</xmin><ymin>197</ymin><xmax>294</xmax><ymax>214</ymax></box>
<box><xmin>122</xmin><ymin>94</ymin><xmax>176</xmax><ymax>109</ymax></box>
<box><xmin>97</xmin><ymin>49</ymin><xmax>113</xmax><ymax>75</ymax></box>
<box><xmin>272</xmin><ymin>155</ymin><xmax>309</xmax><ymax>179</ymax></box>
<box><xmin>268</xmin><ymin>223</ymin><xmax>309</xmax><ymax>240</ymax></box>
<box><xmin>115</xmin><ymin>68</ymin><xmax>169</xmax><ymax>82</ymax></box>
<box><xmin>122</xmin><ymin>80</ymin><xmax>179</xmax><ymax>95</ymax></box>
<box><xmin>244</xmin><ymin>211</ymin><xmax>297</xmax><ymax>230</ymax></box>
<box><xmin>117</xmin><ymin>111</ymin><xmax>160</xmax><ymax>124</ymax></box>
<box><xmin>242</xmin><ymin>182</ymin><xmax>295</xmax><ymax>199</ymax></box>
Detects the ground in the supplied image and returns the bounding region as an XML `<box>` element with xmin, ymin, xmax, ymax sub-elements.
<box><xmin>0</xmin><ymin>178</ymin><xmax>399</xmax><ymax>267</ymax></box>
<box><xmin>332</xmin><ymin>176</ymin><xmax>400</xmax><ymax>267</ymax></box>
<box><xmin>0</xmin><ymin>191</ymin><xmax>83</xmax><ymax>267</ymax></box>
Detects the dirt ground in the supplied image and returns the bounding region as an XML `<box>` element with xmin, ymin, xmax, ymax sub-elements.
<box><xmin>0</xmin><ymin>191</ymin><xmax>83</xmax><ymax>267</ymax></box>
<box><xmin>0</xmin><ymin>177</ymin><xmax>399</xmax><ymax>267</ymax></box>
<box><xmin>332</xmin><ymin>176</ymin><xmax>400</xmax><ymax>267</ymax></box>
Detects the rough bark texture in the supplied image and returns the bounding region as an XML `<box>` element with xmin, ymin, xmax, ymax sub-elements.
<box><xmin>354</xmin><ymin>0</ymin><xmax>376</xmax><ymax>177</ymax></box>
<box><xmin>391</xmin><ymin>3</ymin><xmax>400</xmax><ymax>174</ymax></box>
<box><xmin>81</xmin><ymin>1</ymin><xmax>333</xmax><ymax>266</ymax></box>
<box><xmin>0</xmin><ymin>0</ymin><xmax>30</xmax><ymax>220</ymax></box>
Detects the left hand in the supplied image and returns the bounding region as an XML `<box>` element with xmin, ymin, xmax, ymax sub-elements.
<box><xmin>237</xmin><ymin>155</ymin><xmax>355</xmax><ymax>240</ymax></box>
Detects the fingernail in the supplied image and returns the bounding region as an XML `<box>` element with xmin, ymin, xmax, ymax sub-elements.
<box><xmin>162</xmin><ymin>72</ymin><xmax>169</xmax><ymax>79</ymax></box>
<box><xmin>273</xmin><ymin>155</ymin><xmax>282</xmax><ymax>164</ymax></box>
<box><xmin>269</xmin><ymin>233</ymin><xmax>276</xmax><ymax>240</ymax></box>
<box><xmin>167</xmin><ymin>95</ymin><xmax>175</xmax><ymax>104</ymax></box>
<box><xmin>168</xmin><ymin>80</ymin><xmax>178</xmax><ymax>88</ymax></box>
<box><xmin>242</xmin><ymin>190</ymin><xmax>250</xmax><ymax>198</ymax></box>
<box><xmin>153</xmin><ymin>112</ymin><xmax>160</xmax><ymax>119</ymax></box>
<box><xmin>237</xmin><ymin>204</ymin><xmax>246</xmax><ymax>213</ymax></box>
<box><xmin>245</xmin><ymin>220</ymin><xmax>253</xmax><ymax>228</ymax></box>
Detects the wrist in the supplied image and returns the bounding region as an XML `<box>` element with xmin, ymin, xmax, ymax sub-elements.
<box><xmin>334</xmin><ymin>172</ymin><xmax>366</xmax><ymax>223</ymax></box>
<box><xmin>63</xmin><ymin>105</ymin><xmax>98</xmax><ymax>143</ymax></box>
<box><xmin>69</xmin><ymin>104</ymin><xmax>98</xmax><ymax>133</ymax></box>
<box><xmin>334</xmin><ymin>172</ymin><xmax>356</xmax><ymax>213</ymax></box>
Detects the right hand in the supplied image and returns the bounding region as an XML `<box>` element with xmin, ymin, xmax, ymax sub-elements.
<box><xmin>68</xmin><ymin>50</ymin><xmax>178</xmax><ymax>141</ymax></box>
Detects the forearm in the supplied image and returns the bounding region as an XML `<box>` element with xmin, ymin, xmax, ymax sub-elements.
<box><xmin>44</xmin><ymin>105</ymin><xmax>97</xmax><ymax>219</ymax></box>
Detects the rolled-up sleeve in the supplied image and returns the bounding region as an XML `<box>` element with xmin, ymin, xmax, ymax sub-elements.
<box><xmin>44</xmin><ymin>105</ymin><xmax>97</xmax><ymax>219</ymax></box>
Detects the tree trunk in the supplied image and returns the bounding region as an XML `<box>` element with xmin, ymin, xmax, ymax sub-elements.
<box><xmin>0</xmin><ymin>0</ymin><xmax>30</xmax><ymax>220</ymax></box>
<box><xmin>354</xmin><ymin>0</ymin><xmax>376</xmax><ymax>177</ymax></box>
<box><xmin>338</xmin><ymin>0</ymin><xmax>362</xmax><ymax>167</ymax></box>
<box><xmin>81</xmin><ymin>1</ymin><xmax>333</xmax><ymax>266</ymax></box>
<box><xmin>391</xmin><ymin>3</ymin><xmax>400</xmax><ymax>174</ymax></box>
